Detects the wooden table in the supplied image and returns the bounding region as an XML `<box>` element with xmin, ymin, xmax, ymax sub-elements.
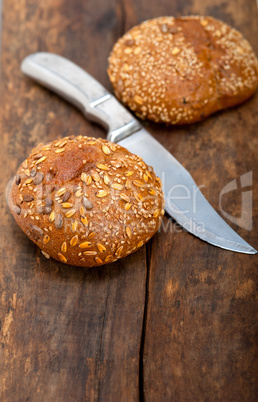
<box><xmin>0</xmin><ymin>0</ymin><xmax>257</xmax><ymax>400</ymax></box>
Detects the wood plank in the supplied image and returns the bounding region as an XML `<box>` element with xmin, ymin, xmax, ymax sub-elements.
<box><xmin>0</xmin><ymin>0</ymin><xmax>146</xmax><ymax>400</ymax></box>
<box><xmin>140</xmin><ymin>0</ymin><xmax>258</xmax><ymax>400</ymax></box>
<box><xmin>1</xmin><ymin>0</ymin><xmax>257</xmax><ymax>400</ymax></box>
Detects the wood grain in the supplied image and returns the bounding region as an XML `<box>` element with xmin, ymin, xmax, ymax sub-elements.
<box><xmin>0</xmin><ymin>0</ymin><xmax>257</xmax><ymax>401</ymax></box>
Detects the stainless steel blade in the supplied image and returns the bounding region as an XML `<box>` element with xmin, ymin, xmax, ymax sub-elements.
<box><xmin>119</xmin><ymin>129</ymin><xmax>257</xmax><ymax>254</ymax></box>
<box><xmin>21</xmin><ymin>52</ymin><xmax>257</xmax><ymax>254</ymax></box>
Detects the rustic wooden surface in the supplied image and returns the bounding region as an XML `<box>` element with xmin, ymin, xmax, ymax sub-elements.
<box><xmin>0</xmin><ymin>0</ymin><xmax>257</xmax><ymax>401</ymax></box>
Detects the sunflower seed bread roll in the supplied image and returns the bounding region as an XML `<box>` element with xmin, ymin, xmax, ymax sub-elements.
<box><xmin>8</xmin><ymin>136</ymin><xmax>164</xmax><ymax>267</ymax></box>
<box><xmin>108</xmin><ymin>16</ymin><xmax>258</xmax><ymax>125</ymax></box>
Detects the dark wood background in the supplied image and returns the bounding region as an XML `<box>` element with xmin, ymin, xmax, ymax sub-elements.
<box><xmin>0</xmin><ymin>0</ymin><xmax>257</xmax><ymax>401</ymax></box>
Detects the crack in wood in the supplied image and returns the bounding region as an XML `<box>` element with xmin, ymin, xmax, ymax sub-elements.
<box><xmin>96</xmin><ymin>282</ymin><xmax>110</xmax><ymax>401</ymax></box>
<box><xmin>118</xmin><ymin>0</ymin><xmax>126</xmax><ymax>38</ymax></box>
<box><xmin>139</xmin><ymin>240</ymin><xmax>152</xmax><ymax>402</ymax></box>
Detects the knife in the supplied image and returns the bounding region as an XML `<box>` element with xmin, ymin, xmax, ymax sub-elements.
<box><xmin>21</xmin><ymin>52</ymin><xmax>257</xmax><ymax>254</ymax></box>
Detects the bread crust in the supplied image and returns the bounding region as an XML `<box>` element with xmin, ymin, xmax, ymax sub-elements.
<box><xmin>108</xmin><ymin>16</ymin><xmax>258</xmax><ymax>125</ymax></box>
<box><xmin>9</xmin><ymin>136</ymin><xmax>164</xmax><ymax>267</ymax></box>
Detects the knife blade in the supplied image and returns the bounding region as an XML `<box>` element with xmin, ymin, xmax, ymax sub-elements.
<box><xmin>21</xmin><ymin>52</ymin><xmax>257</xmax><ymax>254</ymax></box>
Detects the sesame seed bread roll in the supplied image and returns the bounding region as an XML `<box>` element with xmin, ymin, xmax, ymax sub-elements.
<box><xmin>108</xmin><ymin>16</ymin><xmax>258</xmax><ymax>125</ymax></box>
<box><xmin>8</xmin><ymin>136</ymin><xmax>164</xmax><ymax>267</ymax></box>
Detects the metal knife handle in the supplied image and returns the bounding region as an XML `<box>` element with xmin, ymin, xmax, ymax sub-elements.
<box><xmin>21</xmin><ymin>52</ymin><xmax>141</xmax><ymax>142</ymax></box>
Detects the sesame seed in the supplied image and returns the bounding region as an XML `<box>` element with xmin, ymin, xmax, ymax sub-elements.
<box><xmin>172</xmin><ymin>47</ymin><xmax>180</xmax><ymax>55</ymax></box>
<box><xmin>124</xmin><ymin>203</ymin><xmax>132</xmax><ymax>211</ymax></box>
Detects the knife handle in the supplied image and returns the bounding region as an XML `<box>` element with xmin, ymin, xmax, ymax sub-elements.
<box><xmin>21</xmin><ymin>52</ymin><xmax>141</xmax><ymax>142</ymax></box>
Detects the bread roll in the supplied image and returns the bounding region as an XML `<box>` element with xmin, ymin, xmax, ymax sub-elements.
<box><xmin>108</xmin><ymin>16</ymin><xmax>258</xmax><ymax>124</ymax></box>
<box><xmin>8</xmin><ymin>136</ymin><xmax>164</xmax><ymax>267</ymax></box>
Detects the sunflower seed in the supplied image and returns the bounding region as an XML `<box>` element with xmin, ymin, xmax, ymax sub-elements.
<box><xmin>15</xmin><ymin>174</ymin><xmax>21</xmax><ymax>185</ymax></box>
<box><xmin>44</xmin><ymin>206</ymin><xmax>52</xmax><ymax>215</ymax></box>
<box><xmin>82</xmin><ymin>197</ymin><xmax>93</xmax><ymax>210</ymax></box>
<box><xmin>62</xmin><ymin>190</ymin><xmax>71</xmax><ymax>203</ymax></box>
<box><xmin>13</xmin><ymin>205</ymin><xmax>21</xmax><ymax>215</ymax></box>
<box><xmin>31</xmin><ymin>225</ymin><xmax>43</xmax><ymax>237</ymax></box>
<box><xmin>23</xmin><ymin>194</ymin><xmax>34</xmax><ymax>202</ymax></box>
<box><xmin>45</xmin><ymin>196</ymin><xmax>53</xmax><ymax>207</ymax></box>
<box><xmin>55</xmin><ymin>214</ymin><xmax>63</xmax><ymax>228</ymax></box>
<box><xmin>30</xmin><ymin>168</ymin><xmax>37</xmax><ymax>177</ymax></box>
<box><xmin>34</xmin><ymin>153</ymin><xmax>43</xmax><ymax>160</ymax></box>
<box><xmin>34</xmin><ymin>172</ymin><xmax>44</xmax><ymax>185</ymax></box>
